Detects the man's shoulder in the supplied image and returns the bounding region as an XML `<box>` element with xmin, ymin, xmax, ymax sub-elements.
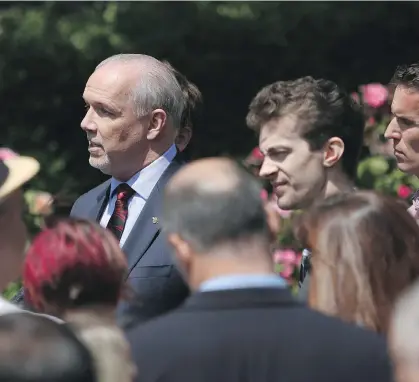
<box><xmin>127</xmin><ymin>294</ymin><xmax>385</xmax><ymax>347</ymax></box>
<box><xmin>72</xmin><ymin>180</ymin><xmax>110</xmax><ymax>205</ymax></box>
<box><xmin>128</xmin><ymin>300</ymin><xmax>391</xmax><ymax>381</ymax></box>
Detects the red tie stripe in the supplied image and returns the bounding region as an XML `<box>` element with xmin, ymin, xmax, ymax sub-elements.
<box><xmin>106</xmin><ymin>183</ymin><xmax>135</xmax><ymax>242</ymax></box>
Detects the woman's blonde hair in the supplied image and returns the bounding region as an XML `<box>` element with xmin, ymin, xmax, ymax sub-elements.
<box><xmin>295</xmin><ymin>191</ymin><xmax>419</xmax><ymax>333</ymax></box>
<box><xmin>67</xmin><ymin>310</ymin><xmax>136</xmax><ymax>382</ymax></box>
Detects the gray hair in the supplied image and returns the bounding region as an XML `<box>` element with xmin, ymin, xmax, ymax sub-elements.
<box><xmin>96</xmin><ymin>54</ymin><xmax>186</xmax><ymax>128</ymax></box>
<box><xmin>162</xmin><ymin>163</ymin><xmax>268</xmax><ymax>252</ymax></box>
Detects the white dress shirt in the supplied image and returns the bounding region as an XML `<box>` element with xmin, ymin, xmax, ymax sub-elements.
<box><xmin>100</xmin><ymin>144</ymin><xmax>177</xmax><ymax>247</ymax></box>
<box><xmin>0</xmin><ymin>297</ymin><xmax>63</xmax><ymax>323</ymax></box>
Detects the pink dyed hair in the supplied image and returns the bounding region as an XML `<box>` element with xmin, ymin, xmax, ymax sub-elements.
<box><xmin>23</xmin><ymin>218</ymin><xmax>128</xmax><ymax>313</ymax></box>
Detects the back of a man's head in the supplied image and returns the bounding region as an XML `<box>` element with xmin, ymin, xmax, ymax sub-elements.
<box><xmin>163</xmin><ymin>158</ymin><xmax>269</xmax><ymax>253</ymax></box>
<box><xmin>0</xmin><ymin>313</ymin><xmax>96</xmax><ymax>382</ymax></box>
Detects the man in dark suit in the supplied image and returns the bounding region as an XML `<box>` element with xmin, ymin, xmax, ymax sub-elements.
<box><xmin>127</xmin><ymin>157</ymin><xmax>393</xmax><ymax>382</ymax></box>
<box><xmin>69</xmin><ymin>54</ymin><xmax>200</xmax><ymax>328</ymax></box>
<box><xmin>246</xmin><ymin>77</ymin><xmax>365</xmax><ymax>300</ymax></box>
<box><xmin>12</xmin><ymin>58</ymin><xmax>201</xmax><ymax>323</ymax></box>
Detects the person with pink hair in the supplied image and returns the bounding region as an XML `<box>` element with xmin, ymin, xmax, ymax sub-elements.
<box><xmin>23</xmin><ymin>218</ymin><xmax>136</xmax><ymax>382</ymax></box>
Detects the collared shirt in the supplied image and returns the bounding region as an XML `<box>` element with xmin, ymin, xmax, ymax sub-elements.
<box><xmin>100</xmin><ymin>144</ymin><xmax>177</xmax><ymax>246</ymax></box>
<box><xmin>199</xmin><ymin>274</ymin><xmax>288</xmax><ymax>292</ymax></box>
<box><xmin>0</xmin><ymin>297</ymin><xmax>63</xmax><ymax>323</ymax></box>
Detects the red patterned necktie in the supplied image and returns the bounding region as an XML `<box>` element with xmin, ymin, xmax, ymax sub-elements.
<box><xmin>107</xmin><ymin>183</ymin><xmax>135</xmax><ymax>242</ymax></box>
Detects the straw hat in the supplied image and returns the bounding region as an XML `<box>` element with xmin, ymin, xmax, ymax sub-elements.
<box><xmin>0</xmin><ymin>156</ymin><xmax>40</xmax><ymax>202</ymax></box>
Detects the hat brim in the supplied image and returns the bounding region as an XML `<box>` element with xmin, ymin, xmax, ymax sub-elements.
<box><xmin>0</xmin><ymin>157</ymin><xmax>40</xmax><ymax>202</ymax></box>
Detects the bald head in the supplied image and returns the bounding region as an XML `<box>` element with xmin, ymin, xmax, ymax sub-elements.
<box><xmin>167</xmin><ymin>158</ymin><xmax>241</xmax><ymax>194</ymax></box>
<box><xmin>96</xmin><ymin>54</ymin><xmax>186</xmax><ymax>128</ymax></box>
<box><xmin>163</xmin><ymin>158</ymin><xmax>268</xmax><ymax>253</ymax></box>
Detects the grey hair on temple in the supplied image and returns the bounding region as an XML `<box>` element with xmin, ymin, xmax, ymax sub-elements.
<box><xmin>96</xmin><ymin>54</ymin><xmax>186</xmax><ymax>128</ymax></box>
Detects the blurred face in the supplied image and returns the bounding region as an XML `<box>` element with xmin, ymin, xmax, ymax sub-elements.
<box><xmin>389</xmin><ymin>326</ymin><xmax>419</xmax><ymax>382</ymax></box>
<box><xmin>0</xmin><ymin>190</ymin><xmax>27</xmax><ymax>288</ymax></box>
<box><xmin>259</xmin><ymin>116</ymin><xmax>326</xmax><ymax>210</ymax></box>
<box><xmin>385</xmin><ymin>86</ymin><xmax>419</xmax><ymax>176</ymax></box>
<box><xmin>81</xmin><ymin>62</ymin><xmax>150</xmax><ymax>180</ymax></box>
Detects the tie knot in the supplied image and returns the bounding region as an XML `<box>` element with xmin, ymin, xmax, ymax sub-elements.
<box><xmin>115</xmin><ymin>183</ymin><xmax>134</xmax><ymax>201</ymax></box>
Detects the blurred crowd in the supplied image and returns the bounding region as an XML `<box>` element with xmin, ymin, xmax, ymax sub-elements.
<box><xmin>2</xmin><ymin>54</ymin><xmax>419</xmax><ymax>382</ymax></box>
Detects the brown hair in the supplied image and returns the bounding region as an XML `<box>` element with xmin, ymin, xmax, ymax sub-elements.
<box><xmin>295</xmin><ymin>191</ymin><xmax>419</xmax><ymax>333</ymax></box>
<box><xmin>246</xmin><ymin>76</ymin><xmax>364</xmax><ymax>179</ymax></box>
<box><xmin>162</xmin><ymin>60</ymin><xmax>202</xmax><ymax>130</ymax></box>
<box><xmin>390</xmin><ymin>62</ymin><xmax>419</xmax><ymax>93</ymax></box>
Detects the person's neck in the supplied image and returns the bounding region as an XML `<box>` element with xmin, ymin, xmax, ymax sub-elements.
<box><xmin>189</xmin><ymin>242</ymin><xmax>275</xmax><ymax>291</ymax></box>
<box><xmin>63</xmin><ymin>305</ymin><xmax>116</xmax><ymax>323</ymax></box>
<box><xmin>323</xmin><ymin>173</ymin><xmax>355</xmax><ymax>200</ymax></box>
<box><xmin>112</xmin><ymin>142</ymin><xmax>174</xmax><ymax>182</ymax></box>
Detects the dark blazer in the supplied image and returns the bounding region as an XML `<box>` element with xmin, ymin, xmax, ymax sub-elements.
<box><xmin>297</xmin><ymin>272</ymin><xmax>310</xmax><ymax>301</ymax></box>
<box><xmin>127</xmin><ymin>287</ymin><xmax>393</xmax><ymax>382</ymax></box>
<box><xmin>70</xmin><ymin>156</ymin><xmax>190</xmax><ymax>328</ymax></box>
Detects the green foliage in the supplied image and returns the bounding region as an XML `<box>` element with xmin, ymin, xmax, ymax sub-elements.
<box><xmin>3</xmin><ymin>2</ymin><xmax>419</xmax><ymax>294</ymax></box>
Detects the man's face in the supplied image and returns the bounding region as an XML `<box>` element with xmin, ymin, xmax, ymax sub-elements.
<box><xmin>259</xmin><ymin>115</ymin><xmax>326</xmax><ymax>210</ymax></box>
<box><xmin>0</xmin><ymin>190</ymin><xmax>28</xmax><ymax>286</ymax></box>
<box><xmin>81</xmin><ymin>62</ymin><xmax>149</xmax><ymax>178</ymax></box>
<box><xmin>385</xmin><ymin>86</ymin><xmax>419</xmax><ymax>176</ymax></box>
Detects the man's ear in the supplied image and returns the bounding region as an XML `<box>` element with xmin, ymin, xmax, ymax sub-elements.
<box><xmin>167</xmin><ymin>233</ymin><xmax>192</xmax><ymax>264</ymax></box>
<box><xmin>147</xmin><ymin>109</ymin><xmax>167</xmax><ymax>140</ymax></box>
<box><xmin>323</xmin><ymin>137</ymin><xmax>344</xmax><ymax>168</ymax></box>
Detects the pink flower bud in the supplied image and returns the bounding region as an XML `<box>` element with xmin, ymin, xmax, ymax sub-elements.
<box><xmin>398</xmin><ymin>185</ymin><xmax>412</xmax><ymax>199</ymax></box>
<box><xmin>260</xmin><ymin>189</ymin><xmax>268</xmax><ymax>201</ymax></box>
<box><xmin>360</xmin><ymin>83</ymin><xmax>389</xmax><ymax>109</ymax></box>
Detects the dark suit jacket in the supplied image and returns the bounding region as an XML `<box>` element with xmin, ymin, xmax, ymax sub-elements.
<box><xmin>297</xmin><ymin>273</ymin><xmax>310</xmax><ymax>301</ymax></box>
<box><xmin>70</xmin><ymin>156</ymin><xmax>190</xmax><ymax>328</ymax></box>
<box><xmin>127</xmin><ymin>288</ymin><xmax>393</xmax><ymax>382</ymax></box>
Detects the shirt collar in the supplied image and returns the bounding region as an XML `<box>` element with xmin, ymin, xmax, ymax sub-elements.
<box><xmin>110</xmin><ymin>144</ymin><xmax>177</xmax><ymax>200</ymax></box>
<box><xmin>199</xmin><ymin>273</ymin><xmax>288</xmax><ymax>292</ymax></box>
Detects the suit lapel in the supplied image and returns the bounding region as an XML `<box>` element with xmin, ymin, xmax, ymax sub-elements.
<box><xmin>89</xmin><ymin>181</ymin><xmax>111</xmax><ymax>222</ymax></box>
<box><xmin>123</xmin><ymin>157</ymin><xmax>184</xmax><ymax>275</ymax></box>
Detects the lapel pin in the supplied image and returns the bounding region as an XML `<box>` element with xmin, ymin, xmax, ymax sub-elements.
<box><xmin>152</xmin><ymin>217</ymin><xmax>159</xmax><ymax>224</ymax></box>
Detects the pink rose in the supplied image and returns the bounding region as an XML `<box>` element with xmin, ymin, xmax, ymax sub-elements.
<box><xmin>260</xmin><ymin>189</ymin><xmax>268</xmax><ymax>201</ymax></box>
<box><xmin>274</xmin><ymin>249</ymin><xmax>302</xmax><ymax>283</ymax></box>
<box><xmin>0</xmin><ymin>148</ymin><xmax>18</xmax><ymax>160</ymax></box>
<box><xmin>279</xmin><ymin>263</ymin><xmax>294</xmax><ymax>279</ymax></box>
<box><xmin>273</xmin><ymin>249</ymin><xmax>298</xmax><ymax>265</ymax></box>
<box><xmin>398</xmin><ymin>185</ymin><xmax>412</xmax><ymax>199</ymax></box>
<box><xmin>360</xmin><ymin>83</ymin><xmax>389</xmax><ymax>109</ymax></box>
<box><xmin>30</xmin><ymin>192</ymin><xmax>54</xmax><ymax>215</ymax></box>
<box><xmin>251</xmin><ymin>147</ymin><xmax>264</xmax><ymax>161</ymax></box>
